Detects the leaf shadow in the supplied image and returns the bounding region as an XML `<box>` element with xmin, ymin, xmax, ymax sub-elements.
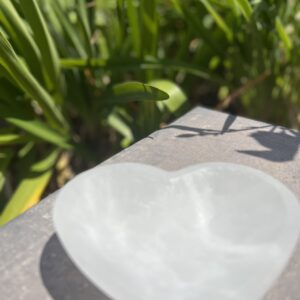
<box><xmin>166</xmin><ymin>114</ymin><xmax>300</xmax><ymax>162</ymax></box>
<box><xmin>237</xmin><ymin>128</ymin><xmax>300</xmax><ymax>162</ymax></box>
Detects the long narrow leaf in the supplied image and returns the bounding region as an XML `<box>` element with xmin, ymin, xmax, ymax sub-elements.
<box><xmin>116</xmin><ymin>0</ymin><xmax>126</xmax><ymax>39</ymax></box>
<box><xmin>127</xmin><ymin>0</ymin><xmax>141</xmax><ymax>57</ymax></box>
<box><xmin>60</xmin><ymin>58</ymin><xmax>217</xmax><ymax>81</ymax></box>
<box><xmin>0</xmin><ymin>134</ymin><xmax>30</xmax><ymax>145</ymax></box>
<box><xmin>236</xmin><ymin>0</ymin><xmax>253</xmax><ymax>21</ymax></box>
<box><xmin>76</xmin><ymin>0</ymin><xmax>93</xmax><ymax>57</ymax></box>
<box><xmin>107</xmin><ymin>109</ymin><xmax>134</xmax><ymax>146</ymax></box>
<box><xmin>200</xmin><ymin>0</ymin><xmax>233</xmax><ymax>41</ymax></box>
<box><xmin>181</xmin><ymin>3</ymin><xmax>223</xmax><ymax>56</ymax></box>
<box><xmin>0</xmin><ymin>32</ymin><xmax>67</xmax><ymax>129</ymax></box>
<box><xmin>0</xmin><ymin>148</ymin><xmax>59</xmax><ymax>225</ymax></box>
<box><xmin>6</xmin><ymin>118</ymin><xmax>71</xmax><ymax>149</ymax></box>
<box><xmin>51</xmin><ymin>0</ymin><xmax>87</xmax><ymax>57</ymax></box>
<box><xmin>141</xmin><ymin>0</ymin><xmax>158</xmax><ymax>57</ymax></box>
<box><xmin>20</xmin><ymin>0</ymin><xmax>62</xmax><ymax>99</ymax></box>
<box><xmin>0</xmin><ymin>100</ymin><xmax>69</xmax><ymax>148</ymax></box>
<box><xmin>227</xmin><ymin>0</ymin><xmax>239</xmax><ymax>17</ymax></box>
<box><xmin>170</xmin><ymin>0</ymin><xmax>183</xmax><ymax>15</ymax></box>
<box><xmin>275</xmin><ymin>17</ymin><xmax>293</xmax><ymax>52</ymax></box>
<box><xmin>0</xmin><ymin>0</ymin><xmax>44</xmax><ymax>82</ymax></box>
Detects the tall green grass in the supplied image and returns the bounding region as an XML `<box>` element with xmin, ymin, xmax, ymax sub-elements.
<box><xmin>0</xmin><ymin>0</ymin><xmax>299</xmax><ymax>225</ymax></box>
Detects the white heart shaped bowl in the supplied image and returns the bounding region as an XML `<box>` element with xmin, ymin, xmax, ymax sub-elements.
<box><xmin>53</xmin><ymin>162</ymin><xmax>300</xmax><ymax>300</ymax></box>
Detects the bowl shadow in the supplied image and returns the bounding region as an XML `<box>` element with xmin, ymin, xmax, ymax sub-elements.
<box><xmin>40</xmin><ymin>233</ymin><xmax>112</xmax><ymax>300</ymax></box>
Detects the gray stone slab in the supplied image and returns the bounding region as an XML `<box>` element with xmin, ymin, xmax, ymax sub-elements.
<box><xmin>0</xmin><ymin>106</ymin><xmax>299</xmax><ymax>300</ymax></box>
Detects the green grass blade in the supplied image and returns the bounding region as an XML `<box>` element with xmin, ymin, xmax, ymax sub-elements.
<box><xmin>117</xmin><ymin>0</ymin><xmax>126</xmax><ymax>32</ymax></box>
<box><xmin>0</xmin><ymin>148</ymin><xmax>59</xmax><ymax>225</ymax></box>
<box><xmin>127</xmin><ymin>0</ymin><xmax>141</xmax><ymax>57</ymax></box>
<box><xmin>170</xmin><ymin>0</ymin><xmax>183</xmax><ymax>15</ymax></box>
<box><xmin>102</xmin><ymin>81</ymin><xmax>169</xmax><ymax>105</ymax></box>
<box><xmin>0</xmin><ymin>64</ymin><xmax>19</xmax><ymax>87</ymax></box>
<box><xmin>98</xmin><ymin>32</ymin><xmax>109</xmax><ymax>60</ymax></box>
<box><xmin>51</xmin><ymin>0</ymin><xmax>87</xmax><ymax>58</ymax></box>
<box><xmin>114</xmin><ymin>0</ymin><xmax>126</xmax><ymax>51</ymax></box>
<box><xmin>0</xmin><ymin>32</ymin><xmax>67</xmax><ymax>129</ymax></box>
<box><xmin>6</xmin><ymin>118</ymin><xmax>71</xmax><ymax>149</ymax></box>
<box><xmin>59</xmin><ymin>58</ymin><xmax>216</xmax><ymax>81</ymax></box>
<box><xmin>0</xmin><ymin>0</ymin><xmax>44</xmax><ymax>82</ymax></box>
<box><xmin>227</xmin><ymin>0</ymin><xmax>239</xmax><ymax>16</ymax></box>
<box><xmin>0</xmin><ymin>133</ymin><xmax>30</xmax><ymax>145</ymax></box>
<box><xmin>76</xmin><ymin>0</ymin><xmax>93</xmax><ymax>57</ymax></box>
<box><xmin>275</xmin><ymin>17</ymin><xmax>293</xmax><ymax>53</ymax></box>
<box><xmin>236</xmin><ymin>0</ymin><xmax>253</xmax><ymax>21</ymax></box>
<box><xmin>20</xmin><ymin>0</ymin><xmax>61</xmax><ymax>99</ymax></box>
<box><xmin>107</xmin><ymin>109</ymin><xmax>134</xmax><ymax>146</ymax></box>
<box><xmin>180</xmin><ymin>3</ymin><xmax>224</xmax><ymax>56</ymax></box>
<box><xmin>117</xmin><ymin>0</ymin><xmax>125</xmax><ymax>17</ymax></box>
<box><xmin>60</xmin><ymin>58</ymin><xmax>105</xmax><ymax>68</ymax></box>
<box><xmin>141</xmin><ymin>0</ymin><xmax>158</xmax><ymax>57</ymax></box>
<box><xmin>0</xmin><ymin>100</ymin><xmax>69</xmax><ymax>148</ymax></box>
<box><xmin>200</xmin><ymin>0</ymin><xmax>233</xmax><ymax>41</ymax></box>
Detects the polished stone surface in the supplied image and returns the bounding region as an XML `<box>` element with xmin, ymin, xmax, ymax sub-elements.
<box><xmin>54</xmin><ymin>163</ymin><xmax>300</xmax><ymax>300</ymax></box>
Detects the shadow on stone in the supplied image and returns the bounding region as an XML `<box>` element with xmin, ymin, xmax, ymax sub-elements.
<box><xmin>167</xmin><ymin>114</ymin><xmax>300</xmax><ymax>162</ymax></box>
<box><xmin>166</xmin><ymin>115</ymin><xmax>271</xmax><ymax>138</ymax></box>
<box><xmin>237</xmin><ymin>129</ymin><xmax>300</xmax><ymax>162</ymax></box>
<box><xmin>40</xmin><ymin>234</ymin><xmax>112</xmax><ymax>300</ymax></box>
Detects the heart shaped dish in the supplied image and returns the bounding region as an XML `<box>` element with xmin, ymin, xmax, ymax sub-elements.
<box><xmin>53</xmin><ymin>162</ymin><xmax>300</xmax><ymax>300</ymax></box>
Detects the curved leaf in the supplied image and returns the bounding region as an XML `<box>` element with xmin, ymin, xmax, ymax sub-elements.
<box><xmin>103</xmin><ymin>81</ymin><xmax>169</xmax><ymax>105</ymax></box>
<box><xmin>148</xmin><ymin>79</ymin><xmax>188</xmax><ymax>115</ymax></box>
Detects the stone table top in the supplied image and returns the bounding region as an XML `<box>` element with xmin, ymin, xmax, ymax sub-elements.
<box><xmin>1</xmin><ymin>106</ymin><xmax>300</xmax><ymax>300</ymax></box>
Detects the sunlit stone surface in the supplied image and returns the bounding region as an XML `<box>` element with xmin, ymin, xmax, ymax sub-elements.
<box><xmin>54</xmin><ymin>163</ymin><xmax>300</xmax><ymax>300</ymax></box>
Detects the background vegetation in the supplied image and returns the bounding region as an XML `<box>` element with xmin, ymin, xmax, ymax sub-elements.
<box><xmin>0</xmin><ymin>0</ymin><xmax>299</xmax><ymax>225</ymax></box>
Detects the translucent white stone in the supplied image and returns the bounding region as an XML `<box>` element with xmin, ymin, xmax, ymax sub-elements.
<box><xmin>53</xmin><ymin>163</ymin><xmax>300</xmax><ymax>300</ymax></box>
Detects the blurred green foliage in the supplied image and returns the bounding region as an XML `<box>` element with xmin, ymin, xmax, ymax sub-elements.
<box><xmin>0</xmin><ymin>0</ymin><xmax>299</xmax><ymax>224</ymax></box>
